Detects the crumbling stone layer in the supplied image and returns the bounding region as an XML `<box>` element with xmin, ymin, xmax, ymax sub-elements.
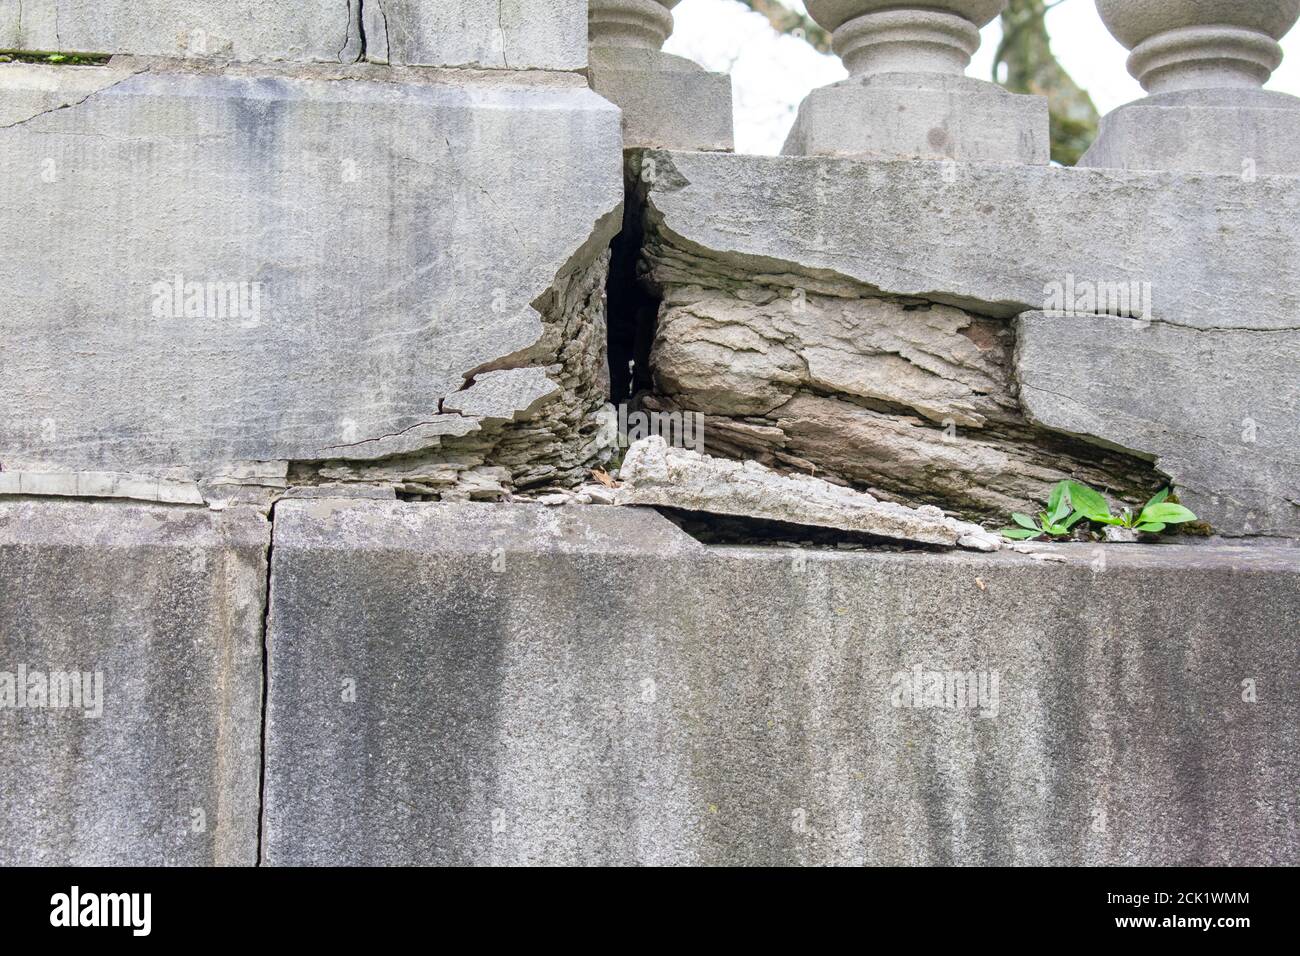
<box><xmin>632</xmin><ymin>165</ymin><xmax>1161</xmax><ymax>522</ymax></box>
<box><xmin>629</xmin><ymin>149</ymin><xmax>1300</xmax><ymax>534</ymax></box>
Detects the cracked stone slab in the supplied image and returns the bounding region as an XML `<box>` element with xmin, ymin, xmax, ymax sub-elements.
<box><xmin>637</xmin><ymin>150</ymin><xmax>1300</xmax><ymax>332</ymax></box>
<box><xmin>1016</xmin><ymin>311</ymin><xmax>1300</xmax><ymax>537</ymax></box>
<box><xmin>442</xmin><ymin>367</ymin><xmax>561</xmax><ymax>423</ymax></box>
<box><xmin>615</xmin><ymin>437</ymin><xmax>1000</xmax><ymax>550</ymax></box>
<box><xmin>262</xmin><ymin>500</ymin><xmax>1299</xmax><ymax>865</ymax></box>
<box><xmin>363</xmin><ymin>0</ymin><xmax>587</xmax><ymax>71</ymax></box>
<box><xmin>0</xmin><ymin>63</ymin><xmax>622</xmax><ymax>477</ymax></box>
<box><xmin>0</xmin><ymin>500</ymin><xmax>267</xmax><ymax>865</ymax></box>
<box><xmin>0</xmin><ymin>0</ymin><xmax>362</xmax><ymax>63</ymax></box>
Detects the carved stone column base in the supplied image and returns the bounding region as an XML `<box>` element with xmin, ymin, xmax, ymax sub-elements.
<box><xmin>588</xmin><ymin>47</ymin><xmax>733</xmax><ymax>151</ymax></box>
<box><xmin>782</xmin><ymin>73</ymin><xmax>1049</xmax><ymax>164</ymax></box>
<box><xmin>1080</xmin><ymin>88</ymin><xmax>1300</xmax><ymax>177</ymax></box>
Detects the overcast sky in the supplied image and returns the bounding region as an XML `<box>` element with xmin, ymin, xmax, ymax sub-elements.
<box><xmin>665</xmin><ymin>0</ymin><xmax>1300</xmax><ymax>155</ymax></box>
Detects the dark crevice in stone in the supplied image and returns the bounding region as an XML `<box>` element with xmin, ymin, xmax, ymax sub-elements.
<box><xmin>254</xmin><ymin>498</ymin><xmax>277</xmax><ymax>866</ymax></box>
<box><xmin>655</xmin><ymin>506</ymin><xmax>950</xmax><ymax>553</ymax></box>
<box><xmin>606</xmin><ymin>150</ymin><xmax>663</xmax><ymax>407</ymax></box>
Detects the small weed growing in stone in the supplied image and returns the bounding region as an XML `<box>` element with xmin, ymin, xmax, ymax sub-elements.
<box><xmin>1062</xmin><ymin>481</ymin><xmax>1197</xmax><ymax>533</ymax></box>
<box><xmin>1001</xmin><ymin>481</ymin><xmax>1198</xmax><ymax>541</ymax></box>
<box><xmin>1000</xmin><ymin>481</ymin><xmax>1087</xmax><ymax>541</ymax></box>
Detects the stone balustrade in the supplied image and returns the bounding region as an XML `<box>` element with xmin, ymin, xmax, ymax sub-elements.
<box><xmin>1081</xmin><ymin>0</ymin><xmax>1300</xmax><ymax>174</ymax></box>
<box><xmin>587</xmin><ymin>0</ymin><xmax>734</xmax><ymax>151</ymax></box>
<box><xmin>783</xmin><ymin>1</ymin><xmax>1049</xmax><ymax>162</ymax></box>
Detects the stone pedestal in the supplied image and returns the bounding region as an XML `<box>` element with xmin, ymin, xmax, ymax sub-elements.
<box><xmin>1080</xmin><ymin>0</ymin><xmax>1300</xmax><ymax>175</ymax></box>
<box><xmin>587</xmin><ymin>0</ymin><xmax>734</xmax><ymax>151</ymax></box>
<box><xmin>783</xmin><ymin>1</ymin><xmax>1049</xmax><ymax>163</ymax></box>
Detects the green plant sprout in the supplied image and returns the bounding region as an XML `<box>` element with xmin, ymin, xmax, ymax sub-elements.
<box><xmin>1063</xmin><ymin>482</ymin><xmax>1198</xmax><ymax>533</ymax></box>
<box><xmin>1000</xmin><ymin>481</ymin><xmax>1087</xmax><ymax>541</ymax></box>
<box><xmin>1000</xmin><ymin>480</ymin><xmax>1198</xmax><ymax>541</ymax></box>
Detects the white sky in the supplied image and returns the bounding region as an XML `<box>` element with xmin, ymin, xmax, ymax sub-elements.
<box><xmin>665</xmin><ymin>0</ymin><xmax>1300</xmax><ymax>155</ymax></box>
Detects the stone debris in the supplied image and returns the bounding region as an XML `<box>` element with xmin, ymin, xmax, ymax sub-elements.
<box><xmin>615</xmin><ymin>437</ymin><xmax>999</xmax><ymax>551</ymax></box>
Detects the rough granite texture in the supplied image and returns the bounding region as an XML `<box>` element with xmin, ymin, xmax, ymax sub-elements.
<box><xmin>0</xmin><ymin>62</ymin><xmax>623</xmax><ymax>496</ymax></box>
<box><xmin>631</xmin><ymin>150</ymin><xmax>1300</xmax><ymax>534</ymax></box>
<box><xmin>0</xmin><ymin>501</ymin><xmax>267</xmax><ymax>865</ymax></box>
<box><xmin>261</xmin><ymin>501</ymin><xmax>1300</xmax><ymax>866</ymax></box>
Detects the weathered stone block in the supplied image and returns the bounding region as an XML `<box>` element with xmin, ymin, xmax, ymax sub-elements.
<box><xmin>1080</xmin><ymin>89</ymin><xmax>1300</xmax><ymax>177</ymax></box>
<box><xmin>364</xmin><ymin>0</ymin><xmax>587</xmax><ymax>71</ymax></box>
<box><xmin>261</xmin><ymin>501</ymin><xmax>1300</xmax><ymax>865</ymax></box>
<box><xmin>784</xmin><ymin>75</ymin><xmax>1049</xmax><ymax>164</ymax></box>
<box><xmin>0</xmin><ymin>63</ymin><xmax>622</xmax><ymax>490</ymax></box>
<box><xmin>636</xmin><ymin>150</ymin><xmax>1299</xmax><ymax>331</ymax></box>
<box><xmin>0</xmin><ymin>0</ymin><xmax>359</xmax><ymax>63</ymax></box>
<box><xmin>588</xmin><ymin>47</ymin><xmax>733</xmax><ymax>152</ymax></box>
<box><xmin>0</xmin><ymin>501</ymin><xmax>268</xmax><ymax>865</ymax></box>
<box><xmin>616</xmin><ymin>436</ymin><xmax>1001</xmax><ymax>550</ymax></box>
<box><xmin>1016</xmin><ymin>311</ymin><xmax>1300</xmax><ymax>537</ymax></box>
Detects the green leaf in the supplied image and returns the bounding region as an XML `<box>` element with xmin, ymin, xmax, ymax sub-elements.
<box><xmin>1065</xmin><ymin>481</ymin><xmax>1111</xmax><ymax>520</ymax></box>
<box><xmin>1064</xmin><ymin>509</ymin><xmax>1089</xmax><ymax>529</ymax></box>
<box><xmin>1047</xmin><ymin>481</ymin><xmax>1067</xmax><ymax>515</ymax></box>
<box><xmin>1001</xmin><ymin>528</ymin><xmax>1042</xmax><ymax>540</ymax></box>
<box><xmin>1012</xmin><ymin>513</ymin><xmax>1039</xmax><ymax>531</ymax></box>
<box><xmin>1140</xmin><ymin>503</ymin><xmax>1198</xmax><ymax>525</ymax></box>
<box><xmin>1136</xmin><ymin>522</ymin><xmax>1167</xmax><ymax>533</ymax></box>
<box><xmin>1145</xmin><ymin>487</ymin><xmax>1171</xmax><ymax>509</ymax></box>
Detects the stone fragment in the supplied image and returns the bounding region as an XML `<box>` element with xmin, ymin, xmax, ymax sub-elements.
<box><xmin>616</xmin><ymin>436</ymin><xmax>996</xmax><ymax>549</ymax></box>
<box><xmin>443</xmin><ymin>368</ymin><xmax>561</xmax><ymax>423</ymax></box>
<box><xmin>0</xmin><ymin>501</ymin><xmax>267</xmax><ymax>865</ymax></box>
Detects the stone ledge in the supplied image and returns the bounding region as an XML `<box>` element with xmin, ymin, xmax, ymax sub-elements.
<box><xmin>262</xmin><ymin>501</ymin><xmax>1300</xmax><ymax>865</ymax></box>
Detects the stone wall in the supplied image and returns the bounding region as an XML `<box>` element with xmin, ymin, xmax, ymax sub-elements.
<box><xmin>1</xmin><ymin>1</ymin><xmax>1298</xmax><ymax>866</ymax></box>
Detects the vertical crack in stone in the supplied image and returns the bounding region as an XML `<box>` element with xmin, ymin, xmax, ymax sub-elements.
<box><xmin>254</xmin><ymin>499</ymin><xmax>277</xmax><ymax>866</ymax></box>
<box><xmin>497</xmin><ymin>0</ymin><xmax>511</xmax><ymax>69</ymax></box>
<box><xmin>606</xmin><ymin>152</ymin><xmax>663</xmax><ymax>405</ymax></box>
